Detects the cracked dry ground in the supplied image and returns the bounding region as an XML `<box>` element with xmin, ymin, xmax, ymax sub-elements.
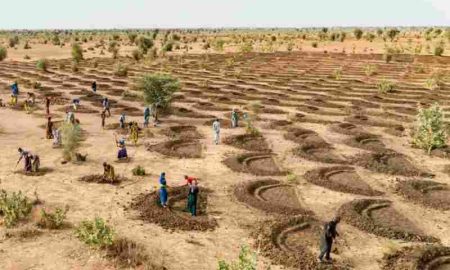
<box><xmin>0</xmin><ymin>51</ymin><xmax>449</xmax><ymax>269</ymax></box>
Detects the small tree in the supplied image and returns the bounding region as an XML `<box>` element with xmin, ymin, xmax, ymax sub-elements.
<box><xmin>75</xmin><ymin>217</ymin><xmax>115</xmax><ymax>248</ymax></box>
<box><xmin>333</xmin><ymin>67</ymin><xmax>343</xmax><ymax>80</ymax></box>
<box><xmin>137</xmin><ymin>36</ymin><xmax>154</xmax><ymax>54</ymax></box>
<box><xmin>36</xmin><ymin>59</ymin><xmax>49</xmax><ymax>72</ymax></box>
<box><xmin>128</xmin><ymin>33</ymin><xmax>137</xmax><ymax>44</ymax></box>
<box><xmin>218</xmin><ymin>245</ymin><xmax>258</xmax><ymax>270</ymax></box>
<box><xmin>131</xmin><ymin>49</ymin><xmax>143</xmax><ymax>61</ymax></box>
<box><xmin>0</xmin><ymin>46</ymin><xmax>7</xmax><ymax>61</ymax></box>
<box><xmin>60</xmin><ymin>122</ymin><xmax>82</xmax><ymax>161</ymax></box>
<box><xmin>354</xmin><ymin>28</ymin><xmax>363</xmax><ymax>40</ymax></box>
<box><xmin>113</xmin><ymin>63</ymin><xmax>128</xmax><ymax>77</ymax></box>
<box><xmin>37</xmin><ymin>206</ymin><xmax>69</xmax><ymax>229</ymax></box>
<box><xmin>108</xmin><ymin>41</ymin><xmax>119</xmax><ymax>59</ymax></box>
<box><xmin>413</xmin><ymin>103</ymin><xmax>447</xmax><ymax>154</ymax></box>
<box><xmin>71</xmin><ymin>43</ymin><xmax>83</xmax><ymax>63</ymax></box>
<box><xmin>386</xmin><ymin>28</ymin><xmax>400</xmax><ymax>41</ymax></box>
<box><xmin>0</xmin><ymin>190</ymin><xmax>32</xmax><ymax>227</ymax></box>
<box><xmin>434</xmin><ymin>43</ymin><xmax>444</xmax><ymax>56</ymax></box>
<box><xmin>136</xmin><ymin>73</ymin><xmax>180</xmax><ymax>111</ymax></box>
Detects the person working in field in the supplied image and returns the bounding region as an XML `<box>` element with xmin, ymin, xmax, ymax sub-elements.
<box><xmin>143</xmin><ymin>106</ymin><xmax>150</xmax><ymax>128</ymax></box>
<box><xmin>72</xmin><ymin>98</ymin><xmax>80</xmax><ymax>110</ymax></box>
<box><xmin>129</xmin><ymin>122</ymin><xmax>139</xmax><ymax>145</ymax></box>
<box><xmin>101</xmin><ymin>110</ymin><xmax>106</xmax><ymax>128</ymax></box>
<box><xmin>119</xmin><ymin>113</ymin><xmax>126</xmax><ymax>129</ymax></box>
<box><xmin>45</xmin><ymin>97</ymin><xmax>51</xmax><ymax>115</ymax></box>
<box><xmin>52</xmin><ymin>128</ymin><xmax>61</xmax><ymax>147</ymax></box>
<box><xmin>10</xmin><ymin>81</ymin><xmax>19</xmax><ymax>106</ymax></box>
<box><xmin>46</xmin><ymin>116</ymin><xmax>54</xmax><ymax>139</ymax></box>
<box><xmin>31</xmin><ymin>154</ymin><xmax>40</xmax><ymax>172</ymax></box>
<box><xmin>103</xmin><ymin>162</ymin><xmax>115</xmax><ymax>182</ymax></box>
<box><xmin>212</xmin><ymin>118</ymin><xmax>221</xmax><ymax>145</ymax></box>
<box><xmin>92</xmin><ymin>81</ymin><xmax>97</xmax><ymax>93</ymax></box>
<box><xmin>159</xmin><ymin>172</ymin><xmax>168</xmax><ymax>208</ymax></box>
<box><xmin>187</xmin><ymin>179</ymin><xmax>199</xmax><ymax>216</ymax></box>
<box><xmin>102</xmin><ymin>97</ymin><xmax>111</xmax><ymax>117</ymax></box>
<box><xmin>231</xmin><ymin>108</ymin><xmax>239</xmax><ymax>128</ymax></box>
<box><xmin>16</xmin><ymin>148</ymin><xmax>32</xmax><ymax>173</ymax></box>
<box><xmin>116</xmin><ymin>136</ymin><xmax>128</xmax><ymax>160</ymax></box>
<box><xmin>27</xmin><ymin>92</ymin><xmax>36</xmax><ymax>105</ymax></box>
<box><xmin>319</xmin><ymin>216</ymin><xmax>341</xmax><ymax>263</ymax></box>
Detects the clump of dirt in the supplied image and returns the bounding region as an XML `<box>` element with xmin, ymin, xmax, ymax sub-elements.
<box><xmin>328</xmin><ymin>122</ymin><xmax>362</xmax><ymax>135</ymax></box>
<box><xmin>234</xmin><ymin>179</ymin><xmax>312</xmax><ymax>215</ymax></box>
<box><xmin>130</xmin><ymin>186</ymin><xmax>217</xmax><ymax>231</ymax></box>
<box><xmin>430</xmin><ymin>146</ymin><xmax>450</xmax><ymax>159</ymax></box>
<box><xmin>383</xmin><ymin>125</ymin><xmax>405</xmax><ymax>137</ymax></box>
<box><xmin>351</xmin><ymin>151</ymin><xmax>427</xmax><ymax>176</ymax></box>
<box><xmin>15</xmin><ymin>168</ymin><xmax>53</xmax><ymax>177</ymax></box>
<box><xmin>253</xmin><ymin>216</ymin><xmax>350</xmax><ymax>270</ymax></box>
<box><xmin>304</xmin><ymin>166</ymin><xmax>382</xmax><ymax>196</ymax></box>
<box><xmin>160</xmin><ymin>125</ymin><xmax>202</xmax><ymax>140</ymax></box>
<box><xmin>148</xmin><ymin>140</ymin><xmax>202</xmax><ymax>158</ymax></box>
<box><xmin>345</xmin><ymin>132</ymin><xmax>387</xmax><ymax>152</ymax></box>
<box><xmin>263</xmin><ymin>120</ymin><xmax>292</xmax><ymax>129</ymax></box>
<box><xmin>382</xmin><ymin>245</ymin><xmax>450</xmax><ymax>270</ymax></box>
<box><xmin>337</xmin><ymin>199</ymin><xmax>438</xmax><ymax>242</ymax></box>
<box><xmin>344</xmin><ymin>114</ymin><xmax>400</xmax><ymax>128</ymax></box>
<box><xmin>223</xmin><ymin>153</ymin><xmax>285</xmax><ymax>176</ymax></box>
<box><xmin>284</xmin><ymin>127</ymin><xmax>327</xmax><ymax>145</ymax></box>
<box><xmin>56</xmin><ymin>105</ymin><xmax>99</xmax><ymax>114</ymax></box>
<box><xmin>395</xmin><ymin>179</ymin><xmax>450</xmax><ymax>210</ymax></box>
<box><xmin>293</xmin><ymin>142</ymin><xmax>348</xmax><ymax>164</ymax></box>
<box><xmin>79</xmin><ymin>174</ymin><xmax>125</xmax><ymax>185</ymax></box>
<box><xmin>106</xmin><ymin>237</ymin><xmax>166</xmax><ymax>270</ymax></box>
<box><xmin>170</xmin><ymin>107</ymin><xmax>214</xmax><ymax>119</ymax></box>
<box><xmin>203</xmin><ymin>118</ymin><xmax>243</xmax><ymax>128</ymax></box>
<box><xmin>223</xmin><ymin>133</ymin><xmax>270</xmax><ymax>152</ymax></box>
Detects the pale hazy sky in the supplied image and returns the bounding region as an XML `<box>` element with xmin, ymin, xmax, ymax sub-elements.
<box><xmin>1</xmin><ymin>0</ymin><xmax>449</xmax><ymax>29</ymax></box>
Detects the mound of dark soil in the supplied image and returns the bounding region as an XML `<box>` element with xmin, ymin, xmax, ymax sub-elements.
<box><xmin>253</xmin><ymin>216</ymin><xmax>350</xmax><ymax>270</ymax></box>
<box><xmin>234</xmin><ymin>179</ymin><xmax>311</xmax><ymax>215</ymax></box>
<box><xmin>351</xmin><ymin>152</ymin><xmax>427</xmax><ymax>176</ymax></box>
<box><xmin>383</xmin><ymin>125</ymin><xmax>405</xmax><ymax>137</ymax></box>
<box><xmin>170</xmin><ymin>107</ymin><xmax>214</xmax><ymax>119</ymax></box>
<box><xmin>223</xmin><ymin>133</ymin><xmax>270</xmax><ymax>152</ymax></box>
<box><xmin>161</xmin><ymin>125</ymin><xmax>202</xmax><ymax>140</ymax></box>
<box><xmin>328</xmin><ymin>122</ymin><xmax>362</xmax><ymax>136</ymax></box>
<box><xmin>337</xmin><ymin>199</ymin><xmax>438</xmax><ymax>242</ymax></box>
<box><xmin>284</xmin><ymin>127</ymin><xmax>327</xmax><ymax>145</ymax></box>
<box><xmin>130</xmin><ymin>186</ymin><xmax>217</xmax><ymax>231</ymax></box>
<box><xmin>203</xmin><ymin>118</ymin><xmax>244</xmax><ymax>128</ymax></box>
<box><xmin>263</xmin><ymin>120</ymin><xmax>292</xmax><ymax>129</ymax></box>
<box><xmin>15</xmin><ymin>167</ymin><xmax>53</xmax><ymax>177</ymax></box>
<box><xmin>148</xmin><ymin>140</ymin><xmax>202</xmax><ymax>158</ymax></box>
<box><xmin>294</xmin><ymin>142</ymin><xmax>347</xmax><ymax>164</ymax></box>
<box><xmin>79</xmin><ymin>174</ymin><xmax>125</xmax><ymax>185</ymax></box>
<box><xmin>304</xmin><ymin>166</ymin><xmax>382</xmax><ymax>196</ymax></box>
<box><xmin>395</xmin><ymin>179</ymin><xmax>450</xmax><ymax>210</ymax></box>
<box><xmin>56</xmin><ymin>105</ymin><xmax>99</xmax><ymax>114</ymax></box>
<box><xmin>382</xmin><ymin>245</ymin><xmax>450</xmax><ymax>270</ymax></box>
<box><xmin>345</xmin><ymin>133</ymin><xmax>387</xmax><ymax>152</ymax></box>
<box><xmin>223</xmin><ymin>153</ymin><xmax>285</xmax><ymax>176</ymax></box>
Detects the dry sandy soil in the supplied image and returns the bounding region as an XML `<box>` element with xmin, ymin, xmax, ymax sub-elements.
<box><xmin>0</xmin><ymin>50</ymin><xmax>449</xmax><ymax>270</ymax></box>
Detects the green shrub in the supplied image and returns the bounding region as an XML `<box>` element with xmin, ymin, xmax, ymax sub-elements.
<box><xmin>135</xmin><ymin>73</ymin><xmax>180</xmax><ymax>110</ymax></box>
<box><xmin>434</xmin><ymin>44</ymin><xmax>444</xmax><ymax>56</ymax></box>
<box><xmin>60</xmin><ymin>122</ymin><xmax>82</xmax><ymax>161</ymax></box>
<box><xmin>0</xmin><ymin>46</ymin><xmax>7</xmax><ymax>61</ymax></box>
<box><xmin>386</xmin><ymin>28</ymin><xmax>400</xmax><ymax>41</ymax></box>
<box><xmin>108</xmin><ymin>41</ymin><xmax>119</xmax><ymax>59</ymax></box>
<box><xmin>354</xmin><ymin>28</ymin><xmax>363</xmax><ymax>40</ymax></box>
<box><xmin>113</xmin><ymin>63</ymin><xmax>128</xmax><ymax>77</ymax></box>
<box><xmin>37</xmin><ymin>206</ymin><xmax>68</xmax><ymax>229</ymax></box>
<box><xmin>132</xmin><ymin>165</ymin><xmax>146</xmax><ymax>176</ymax></box>
<box><xmin>213</xmin><ymin>39</ymin><xmax>225</xmax><ymax>52</ymax></box>
<box><xmin>132</xmin><ymin>49</ymin><xmax>143</xmax><ymax>61</ymax></box>
<box><xmin>239</xmin><ymin>41</ymin><xmax>253</xmax><ymax>53</ymax></box>
<box><xmin>75</xmin><ymin>217</ymin><xmax>115</xmax><ymax>248</ymax></box>
<box><xmin>128</xmin><ymin>33</ymin><xmax>137</xmax><ymax>44</ymax></box>
<box><xmin>162</xmin><ymin>41</ymin><xmax>174</xmax><ymax>52</ymax></box>
<box><xmin>52</xmin><ymin>34</ymin><xmax>61</xmax><ymax>45</ymax></box>
<box><xmin>36</xmin><ymin>59</ymin><xmax>49</xmax><ymax>72</ymax></box>
<box><xmin>333</xmin><ymin>67</ymin><xmax>342</xmax><ymax>80</ymax></box>
<box><xmin>71</xmin><ymin>43</ymin><xmax>83</xmax><ymax>63</ymax></box>
<box><xmin>23</xmin><ymin>41</ymin><xmax>31</xmax><ymax>49</ymax></box>
<box><xmin>218</xmin><ymin>245</ymin><xmax>257</xmax><ymax>270</ymax></box>
<box><xmin>137</xmin><ymin>36</ymin><xmax>154</xmax><ymax>54</ymax></box>
<box><xmin>377</xmin><ymin>78</ymin><xmax>395</xmax><ymax>94</ymax></box>
<box><xmin>8</xmin><ymin>36</ymin><xmax>19</xmax><ymax>48</ymax></box>
<box><xmin>413</xmin><ymin>103</ymin><xmax>447</xmax><ymax>154</ymax></box>
<box><xmin>364</xmin><ymin>64</ymin><xmax>377</xmax><ymax>76</ymax></box>
<box><xmin>0</xmin><ymin>190</ymin><xmax>32</xmax><ymax>228</ymax></box>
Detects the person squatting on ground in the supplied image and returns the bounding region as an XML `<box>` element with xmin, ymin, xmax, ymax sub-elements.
<box><xmin>27</xmin><ymin>92</ymin><xmax>35</xmax><ymax>105</ymax></box>
<box><xmin>187</xmin><ymin>179</ymin><xmax>199</xmax><ymax>216</ymax></box>
<box><xmin>17</xmin><ymin>148</ymin><xmax>31</xmax><ymax>173</ymax></box>
<box><xmin>46</xmin><ymin>116</ymin><xmax>54</xmax><ymax>139</ymax></box>
<box><xmin>143</xmin><ymin>106</ymin><xmax>150</xmax><ymax>128</ymax></box>
<box><xmin>116</xmin><ymin>136</ymin><xmax>128</xmax><ymax>160</ymax></box>
<box><xmin>213</xmin><ymin>118</ymin><xmax>221</xmax><ymax>145</ymax></box>
<box><xmin>101</xmin><ymin>110</ymin><xmax>106</xmax><ymax>128</ymax></box>
<box><xmin>31</xmin><ymin>154</ymin><xmax>40</xmax><ymax>172</ymax></box>
<box><xmin>103</xmin><ymin>162</ymin><xmax>115</xmax><ymax>182</ymax></box>
<box><xmin>102</xmin><ymin>97</ymin><xmax>111</xmax><ymax>117</ymax></box>
<box><xmin>231</xmin><ymin>108</ymin><xmax>239</xmax><ymax>128</ymax></box>
<box><xmin>129</xmin><ymin>122</ymin><xmax>139</xmax><ymax>145</ymax></box>
<box><xmin>10</xmin><ymin>81</ymin><xmax>19</xmax><ymax>106</ymax></box>
<box><xmin>159</xmin><ymin>172</ymin><xmax>168</xmax><ymax>208</ymax></box>
<box><xmin>319</xmin><ymin>216</ymin><xmax>341</xmax><ymax>263</ymax></box>
<box><xmin>119</xmin><ymin>113</ymin><xmax>126</xmax><ymax>129</ymax></box>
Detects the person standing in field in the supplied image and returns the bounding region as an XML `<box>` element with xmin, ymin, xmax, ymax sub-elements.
<box><xmin>10</xmin><ymin>81</ymin><xmax>19</xmax><ymax>105</ymax></box>
<box><xmin>212</xmin><ymin>118</ymin><xmax>220</xmax><ymax>145</ymax></box>
<box><xmin>231</xmin><ymin>108</ymin><xmax>239</xmax><ymax>128</ymax></box>
<box><xmin>119</xmin><ymin>113</ymin><xmax>126</xmax><ymax>129</ymax></box>
<box><xmin>46</xmin><ymin>116</ymin><xmax>54</xmax><ymax>139</ymax></box>
<box><xmin>159</xmin><ymin>172</ymin><xmax>168</xmax><ymax>208</ymax></box>
<box><xmin>45</xmin><ymin>97</ymin><xmax>51</xmax><ymax>115</ymax></box>
<box><xmin>319</xmin><ymin>216</ymin><xmax>341</xmax><ymax>263</ymax></box>
<box><xmin>143</xmin><ymin>106</ymin><xmax>150</xmax><ymax>128</ymax></box>
<box><xmin>102</xmin><ymin>97</ymin><xmax>111</xmax><ymax>117</ymax></box>
<box><xmin>187</xmin><ymin>180</ymin><xmax>199</xmax><ymax>216</ymax></box>
<box><xmin>92</xmin><ymin>81</ymin><xmax>97</xmax><ymax>93</ymax></box>
<box><xmin>101</xmin><ymin>110</ymin><xmax>106</xmax><ymax>128</ymax></box>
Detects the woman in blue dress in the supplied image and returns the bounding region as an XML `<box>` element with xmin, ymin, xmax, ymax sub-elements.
<box><xmin>159</xmin><ymin>172</ymin><xmax>168</xmax><ymax>208</ymax></box>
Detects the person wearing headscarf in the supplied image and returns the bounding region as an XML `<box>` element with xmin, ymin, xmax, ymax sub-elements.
<box><xmin>159</xmin><ymin>172</ymin><xmax>168</xmax><ymax>208</ymax></box>
<box><xmin>187</xmin><ymin>180</ymin><xmax>199</xmax><ymax>216</ymax></box>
